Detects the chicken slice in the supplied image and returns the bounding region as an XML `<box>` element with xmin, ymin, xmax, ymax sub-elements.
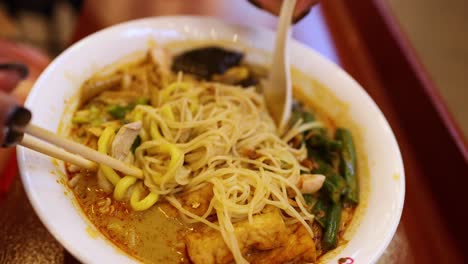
<box><xmin>247</xmin><ymin>224</ymin><xmax>316</xmax><ymax>264</ymax></box>
<box><xmin>298</xmin><ymin>174</ymin><xmax>326</xmax><ymax>194</ymax></box>
<box><xmin>185</xmin><ymin>210</ymin><xmax>287</xmax><ymax>264</ymax></box>
<box><xmin>111</xmin><ymin>121</ymin><xmax>141</xmax><ymax>163</ymax></box>
<box><xmin>150</xmin><ymin>44</ymin><xmax>172</xmax><ymax>76</ymax></box>
<box><xmin>80</xmin><ymin>74</ymin><xmax>122</xmax><ymax>105</ymax></box>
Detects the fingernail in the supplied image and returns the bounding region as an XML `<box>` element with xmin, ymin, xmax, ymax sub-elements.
<box><xmin>248</xmin><ymin>0</ymin><xmax>262</xmax><ymax>9</ymax></box>
<box><xmin>293</xmin><ymin>8</ymin><xmax>312</xmax><ymax>23</ymax></box>
<box><xmin>7</xmin><ymin>106</ymin><xmax>32</xmax><ymax>128</ymax></box>
<box><xmin>0</xmin><ymin>63</ymin><xmax>29</xmax><ymax>80</ymax></box>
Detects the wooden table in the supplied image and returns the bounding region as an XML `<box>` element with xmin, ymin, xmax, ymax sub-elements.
<box><xmin>1</xmin><ymin>0</ymin><xmax>466</xmax><ymax>263</ymax></box>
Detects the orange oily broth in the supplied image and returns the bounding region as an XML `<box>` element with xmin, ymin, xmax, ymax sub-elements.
<box><xmin>65</xmin><ymin>45</ymin><xmax>368</xmax><ymax>263</ymax></box>
<box><xmin>73</xmin><ymin>175</ymin><xmax>190</xmax><ymax>263</ymax></box>
<box><xmin>69</xmin><ymin>80</ymin><xmax>364</xmax><ymax>264</ymax></box>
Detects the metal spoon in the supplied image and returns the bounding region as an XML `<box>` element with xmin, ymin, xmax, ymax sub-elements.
<box><xmin>264</xmin><ymin>0</ymin><xmax>296</xmax><ymax>132</ymax></box>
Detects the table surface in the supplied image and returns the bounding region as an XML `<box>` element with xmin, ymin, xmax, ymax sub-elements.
<box><xmin>386</xmin><ymin>0</ymin><xmax>468</xmax><ymax>137</ymax></box>
<box><xmin>0</xmin><ymin>0</ymin><xmax>464</xmax><ymax>263</ymax></box>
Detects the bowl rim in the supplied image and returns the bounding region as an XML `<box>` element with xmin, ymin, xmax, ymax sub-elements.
<box><xmin>18</xmin><ymin>15</ymin><xmax>405</xmax><ymax>264</ymax></box>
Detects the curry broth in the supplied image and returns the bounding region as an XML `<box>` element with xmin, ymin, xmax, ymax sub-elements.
<box><xmin>65</xmin><ymin>44</ymin><xmax>367</xmax><ymax>263</ymax></box>
<box><xmin>72</xmin><ymin>174</ymin><xmax>190</xmax><ymax>263</ymax></box>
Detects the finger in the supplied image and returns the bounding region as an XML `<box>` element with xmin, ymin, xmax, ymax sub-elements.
<box><xmin>248</xmin><ymin>0</ymin><xmax>283</xmax><ymax>16</ymax></box>
<box><xmin>248</xmin><ymin>0</ymin><xmax>319</xmax><ymax>22</ymax></box>
<box><xmin>11</xmin><ymin>80</ymin><xmax>34</xmax><ymax>104</ymax></box>
<box><xmin>0</xmin><ymin>91</ymin><xmax>20</xmax><ymax>146</ymax></box>
<box><xmin>0</xmin><ymin>91</ymin><xmax>31</xmax><ymax>147</ymax></box>
<box><xmin>293</xmin><ymin>0</ymin><xmax>319</xmax><ymax>22</ymax></box>
<box><xmin>0</xmin><ymin>63</ymin><xmax>29</xmax><ymax>92</ymax></box>
<box><xmin>0</xmin><ymin>72</ymin><xmax>22</xmax><ymax>92</ymax></box>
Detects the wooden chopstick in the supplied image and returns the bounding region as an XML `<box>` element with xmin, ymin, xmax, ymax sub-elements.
<box><xmin>24</xmin><ymin>124</ymin><xmax>144</xmax><ymax>178</ymax></box>
<box><xmin>20</xmin><ymin>135</ymin><xmax>97</xmax><ymax>170</ymax></box>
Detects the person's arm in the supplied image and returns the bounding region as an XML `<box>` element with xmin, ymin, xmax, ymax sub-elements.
<box><xmin>248</xmin><ymin>0</ymin><xmax>319</xmax><ymax>22</ymax></box>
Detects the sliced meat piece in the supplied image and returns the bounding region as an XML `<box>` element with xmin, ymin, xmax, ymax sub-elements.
<box><xmin>94</xmin><ymin>90</ymin><xmax>141</xmax><ymax>106</ymax></box>
<box><xmin>111</xmin><ymin>121</ymin><xmax>141</xmax><ymax>163</ymax></box>
<box><xmin>80</xmin><ymin>74</ymin><xmax>122</xmax><ymax>105</ymax></box>
<box><xmin>185</xmin><ymin>210</ymin><xmax>287</xmax><ymax>264</ymax></box>
<box><xmin>247</xmin><ymin>224</ymin><xmax>316</xmax><ymax>264</ymax></box>
<box><xmin>177</xmin><ymin>184</ymin><xmax>214</xmax><ymax>216</ymax></box>
<box><xmin>150</xmin><ymin>44</ymin><xmax>172</xmax><ymax>76</ymax></box>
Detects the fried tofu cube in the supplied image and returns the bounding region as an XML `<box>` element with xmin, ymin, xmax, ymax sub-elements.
<box><xmin>185</xmin><ymin>210</ymin><xmax>287</xmax><ymax>264</ymax></box>
<box><xmin>247</xmin><ymin>224</ymin><xmax>316</xmax><ymax>264</ymax></box>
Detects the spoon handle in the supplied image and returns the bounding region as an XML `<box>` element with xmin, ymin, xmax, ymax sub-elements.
<box><xmin>267</xmin><ymin>0</ymin><xmax>296</xmax><ymax>131</ymax></box>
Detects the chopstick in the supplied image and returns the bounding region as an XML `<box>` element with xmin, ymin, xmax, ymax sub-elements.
<box><xmin>22</xmin><ymin>124</ymin><xmax>144</xmax><ymax>178</ymax></box>
<box><xmin>20</xmin><ymin>135</ymin><xmax>97</xmax><ymax>170</ymax></box>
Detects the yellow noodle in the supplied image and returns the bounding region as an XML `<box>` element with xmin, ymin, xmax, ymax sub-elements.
<box><xmin>80</xmin><ymin>75</ymin><xmax>324</xmax><ymax>261</ymax></box>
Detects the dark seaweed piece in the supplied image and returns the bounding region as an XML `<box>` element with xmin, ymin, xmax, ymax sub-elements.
<box><xmin>237</xmin><ymin>75</ymin><xmax>258</xmax><ymax>87</ymax></box>
<box><xmin>172</xmin><ymin>47</ymin><xmax>244</xmax><ymax>79</ymax></box>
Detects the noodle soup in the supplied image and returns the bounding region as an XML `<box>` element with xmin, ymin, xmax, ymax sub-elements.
<box><xmin>66</xmin><ymin>45</ymin><xmax>360</xmax><ymax>264</ymax></box>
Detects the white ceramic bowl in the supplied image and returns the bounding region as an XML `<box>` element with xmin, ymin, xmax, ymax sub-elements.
<box><xmin>18</xmin><ymin>16</ymin><xmax>404</xmax><ymax>264</ymax></box>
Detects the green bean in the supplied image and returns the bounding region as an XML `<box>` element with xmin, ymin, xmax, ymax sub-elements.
<box><xmin>289</xmin><ymin>106</ymin><xmax>303</xmax><ymax>126</ymax></box>
<box><xmin>335</xmin><ymin>128</ymin><xmax>359</xmax><ymax>204</ymax></box>
<box><xmin>302</xmin><ymin>194</ymin><xmax>315</xmax><ymax>206</ymax></box>
<box><xmin>289</xmin><ymin>106</ymin><xmax>316</xmax><ymax>127</ymax></box>
<box><xmin>108</xmin><ymin>98</ymin><xmax>149</xmax><ymax>120</ymax></box>
<box><xmin>306</xmin><ymin>128</ymin><xmax>326</xmax><ymax>146</ymax></box>
<box><xmin>327</xmin><ymin>140</ymin><xmax>342</xmax><ymax>151</ymax></box>
<box><xmin>307</xmin><ymin>129</ymin><xmax>342</xmax><ymax>149</ymax></box>
<box><xmin>322</xmin><ymin>174</ymin><xmax>346</xmax><ymax>204</ymax></box>
<box><xmin>305</xmin><ymin>127</ymin><xmax>342</xmax><ymax>166</ymax></box>
<box><xmin>303</xmin><ymin>111</ymin><xmax>315</xmax><ymax>123</ymax></box>
<box><xmin>322</xmin><ymin>201</ymin><xmax>342</xmax><ymax>250</ymax></box>
<box><xmin>134</xmin><ymin>97</ymin><xmax>149</xmax><ymax>106</ymax></box>
<box><xmin>108</xmin><ymin>105</ymin><xmax>131</xmax><ymax>119</ymax></box>
<box><xmin>312</xmin><ymin>197</ymin><xmax>330</xmax><ymax>228</ymax></box>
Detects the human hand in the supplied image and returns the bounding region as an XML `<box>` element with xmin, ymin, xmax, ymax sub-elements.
<box><xmin>0</xmin><ymin>39</ymin><xmax>49</xmax><ymax>177</ymax></box>
<box><xmin>0</xmin><ymin>63</ymin><xmax>30</xmax><ymax>147</ymax></box>
<box><xmin>248</xmin><ymin>0</ymin><xmax>319</xmax><ymax>22</ymax></box>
